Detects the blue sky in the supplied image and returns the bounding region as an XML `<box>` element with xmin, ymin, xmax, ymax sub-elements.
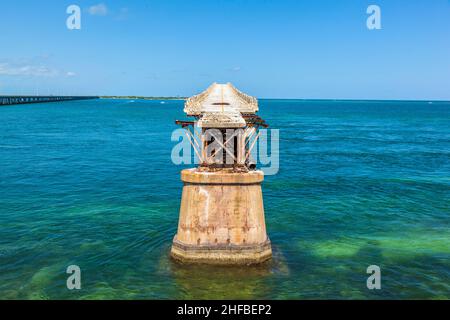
<box><xmin>0</xmin><ymin>0</ymin><xmax>449</xmax><ymax>99</ymax></box>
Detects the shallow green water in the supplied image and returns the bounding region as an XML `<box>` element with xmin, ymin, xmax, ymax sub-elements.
<box><xmin>0</xmin><ymin>99</ymin><xmax>449</xmax><ymax>299</ymax></box>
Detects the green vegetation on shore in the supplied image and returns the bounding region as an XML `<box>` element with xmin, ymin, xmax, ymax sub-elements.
<box><xmin>100</xmin><ymin>96</ymin><xmax>186</xmax><ymax>100</ymax></box>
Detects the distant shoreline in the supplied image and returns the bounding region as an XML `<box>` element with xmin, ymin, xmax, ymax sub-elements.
<box><xmin>100</xmin><ymin>96</ymin><xmax>186</xmax><ymax>101</ymax></box>
<box><xmin>1</xmin><ymin>96</ymin><xmax>449</xmax><ymax>105</ymax></box>
<box><xmin>99</xmin><ymin>97</ymin><xmax>450</xmax><ymax>103</ymax></box>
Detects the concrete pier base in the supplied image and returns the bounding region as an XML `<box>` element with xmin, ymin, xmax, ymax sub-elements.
<box><xmin>171</xmin><ymin>169</ymin><xmax>272</xmax><ymax>265</ymax></box>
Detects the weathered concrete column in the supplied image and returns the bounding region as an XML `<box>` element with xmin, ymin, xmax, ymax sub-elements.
<box><xmin>171</xmin><ymin>168</ymin><xmax>272</xmax><ymax>265</ymax></box>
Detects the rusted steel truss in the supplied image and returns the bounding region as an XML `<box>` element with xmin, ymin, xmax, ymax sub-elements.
<box><xmin>175</xmin><ymin>117</ymin><xmax>267</xmax><ymax>170</ymax></box>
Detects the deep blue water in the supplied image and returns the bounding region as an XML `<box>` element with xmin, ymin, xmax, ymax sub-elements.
<box><xmin>0</xmin><ymin>99</ymin><xmax>449</xmax><ymax>299</ymax></box>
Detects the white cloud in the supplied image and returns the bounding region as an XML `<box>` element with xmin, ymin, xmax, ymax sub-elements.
<box><xmin>230</xmin><ymin>66</ymin><xmax>241</xmax><ymax>72</ymax></box>
<box><xmin>0</xmin><ymin>63</ymin><xmax>59</xmax><ymax>77</ymax></box>
<box><xmin>88</xmin><ymin>3</ymin><xmax>108</xmax><ymax>16</ymax></box>
<box><xmin>66</xmin><ymin>72</ymin><xmax>76</xmax><ymax>77</ymax></box>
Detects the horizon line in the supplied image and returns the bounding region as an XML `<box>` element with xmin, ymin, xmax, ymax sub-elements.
<box><xmin>1</xmin><ymin>95</ymin><xmax>449</xmax><ymax>103</ymax></box>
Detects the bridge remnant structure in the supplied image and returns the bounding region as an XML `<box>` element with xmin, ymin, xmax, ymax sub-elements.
<box><xmin>171</xmin><ymin>83</ymin><xmax>272</xmax><ymax>265</ymax></box>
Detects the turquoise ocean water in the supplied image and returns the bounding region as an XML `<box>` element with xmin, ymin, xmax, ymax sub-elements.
<box><xmin>0</xmin><ymin>99</ymin><xmax>449</xmax><ymax>299</ymax></box>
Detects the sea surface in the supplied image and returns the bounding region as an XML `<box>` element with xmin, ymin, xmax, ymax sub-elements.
<box><xmin>0</xmin><ymin>99</ymin><xmax>449</xmax><ymax>299</ymax></box>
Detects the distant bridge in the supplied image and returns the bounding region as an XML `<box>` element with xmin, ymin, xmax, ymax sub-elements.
<box><xmin>0</xmin><ymin>96</ymin><xmax>99</xmax><ymax>106</ymax></box>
